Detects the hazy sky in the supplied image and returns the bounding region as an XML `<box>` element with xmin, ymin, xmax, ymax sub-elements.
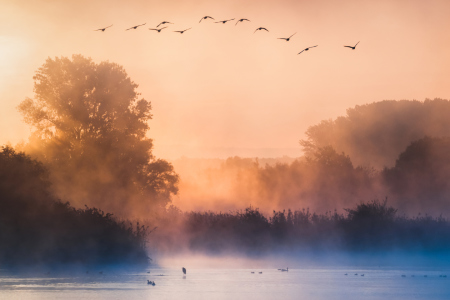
<box><xmin>1</xmin><ymin>0</ymin><xmax>449</xmax><ymax>159</ymax></box>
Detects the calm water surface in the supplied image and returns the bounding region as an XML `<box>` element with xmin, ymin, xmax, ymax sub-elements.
<box><xmin>1</xmin><ymin>267</ymin><xmax>449</xmax><ymax>300</ymax></box>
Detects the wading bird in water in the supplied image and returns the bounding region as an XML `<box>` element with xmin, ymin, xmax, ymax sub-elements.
<box><xmin>298</xmin><ymin>45</ymin><xmax>318</xmax><ymax>54</ymax></box>
<box><xmin>254</xmin><ymin>27</ymin><xmax>269</xmax><ymax>33</ymax></box>
<box><xmin>215</xmin><ymin>18</ymin><xmax>235</xmax><ymax>24</ymax></box>
<box><xmin>235</xmin><ymin>18</ymin><xmax>250</xmax><ymax>25</ymax></box>
<box><xmin>278</xmin><ymin>32</ymin><xmax>296</xmax><ymax>41</ymax></box>
<box><xmin>182</xmin><ymin>267</ymin><xmax>186</xmax><ymax>274</ymax></box>
<box><xmin>126</xmin><ymin>23</ymin><xmax>146</xmax><ymax>30</ymax></box>
<box><xmin>149</xmin><ymin>27</ymin><xmax>167</xmax><ymax>33</ymax></box>
<box><xmin>174</xmin><ymin>28</ymin><xmax>191</xmax><ymax>34</ymax></box>
<box><xmin>344</xmin><ymin>41</ymin><xmax>360</xmax><ymax>50</ymax></box>
<box><xmin>94</xmin><ymin>25</ymin><xmax>113</xmax><ymax>32</ymax></box>
<box><xmin>157</xmin><ymin>21</ymin><xmax>173</xmax><ymax>27</ymax></box>
<box><xmin>199</xmin><ymin>16</ymin><xmax>215</xmax><ymax>23</ymax></box>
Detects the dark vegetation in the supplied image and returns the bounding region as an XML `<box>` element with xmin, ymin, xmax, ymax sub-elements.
<box><xmin>0</xmin><ymin>147</ymin><xmax>149</xmax><ymax>268</ymax></box>
<box><xmin>147</xmin><ymin>200</ymin><xmax>450</xmax><ymax>255</ymax></box>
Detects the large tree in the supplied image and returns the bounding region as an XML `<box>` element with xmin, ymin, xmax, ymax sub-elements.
<box><xmin>18</xmin><ymin>55</ymin><xmax>178</xmax><ymax>217</ymax></box>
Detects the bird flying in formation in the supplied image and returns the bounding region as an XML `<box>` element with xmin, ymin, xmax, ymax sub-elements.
<box><xmin>235</xmin><ymin>18</ymin><xmax>250</xmax><ymax>25</ymax></box>
<box><xmin>215</xmin><ymin>18</ymin><xmax>235</xmax><ymax>24</ymax></box>
<box><xmin>254</xmin><ymin>27</ymin><xmax>269</xmax><ymax>33</ymax></box>
<box><xmin>298</xmin><ymin>45</ymin><xmax>318</xmax><ymax>54</ymax></box>
<box><xmin>94</xmin><ymin>25</ymin><xmax>113</xmax><ymax>32</ymax></box>
<box><xmin>174</xmin><ymin>28</ymin><xmax>191</xmax><ymax>34</ymax></box>
<box><xmin>344</xmin><ymin>41</ymin><xmax>360</xmax><ymax>50</ymax></box>
<box><xmin>126</xmin><ymin>23</ymin><xmax>146</xmax><ymax>30</ymax></box>
<box><xmin>149</xmin><ymin>27</ymin><xmax>167</xmax><ymax>33</ymax></box>
<box><xmin>157</xmin><ymin>21</ymin><xmax>173</xmax><ymax>27</ymax></box>
<box><xmin>278</xmin><ymin>32</ymin><xmax>296</xmax><ymax>41</ymax></box>
<box><xmin>199</xmin><ymin>16</ymin><xmax>215</xmax><ymax>23</ymax></box>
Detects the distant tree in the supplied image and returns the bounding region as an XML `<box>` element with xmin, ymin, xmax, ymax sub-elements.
<box><xmin>383</xmin><ymin>136</ymin><xmax>450</xmax><ymax>212</ymax></box>
<box><xmin>18</xmin><ymin>55</ymin><xmax>178</xmax><ymax>216</ymax></box>
<box><xmin>300</xmin><ymin>99</ymin><xmax>450</xmax><ymax>168</ymax></box>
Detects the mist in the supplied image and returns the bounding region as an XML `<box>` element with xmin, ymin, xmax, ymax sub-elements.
<box><xmin>171</xmin><ymin>99</ymin><xmax>450</xmax><ymax>217</ymax></box>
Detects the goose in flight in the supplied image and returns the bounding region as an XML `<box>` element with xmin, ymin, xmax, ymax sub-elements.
<box><xmin>254</xmin><ymin>27</ymin><xmax>269</xmax><ymax>33</ymax></box>
<box><xmin>344</xmin><ymin>41</ymin><xmax>360</xmax><ymax>50</ymax></box>
<box><xmin>298</xmin><ymin>45</ymin><xmax>318</xmax><ymax>54</ymax></box>
<box><xmin>94</xmin><ymin>24</ymin><xmax>113</xmax><ymax>32</ymax></box>
<box><xmin>126</xmin><ymin>23</ymin><xmax>146</xmax><ymax>30</ymax></box>
<box><xmin>278</xmin><ymin>32</ymin><xmax>296</xmax><ymax>41</ymax></box>
<box><xmin>174</xmin><ymin>28</ymin><xmax>191</xmax><ymax>34</ymax></box>
<box><xmin>157</xmin><ymin>21</ymin><xmax>173</xmax><ymax>27</ymax></box>
<box><xmin>235</xmin><ymin>18</ymin><xmax>250</xmax><ymax>25</ymax></box>
<box><xmin>199</xmin><ymin>16</ymin><xmax>215</xmax><ymax>23</ymax></box>
<box><xmin>149</xmin><ymin>27</ymin><xmax>167</xmax><ymax>33</ymax></box>
<box><xmin>215</xmin><ymin>18</ymin><xmax>235</xmax><ymax>24</ymax></box>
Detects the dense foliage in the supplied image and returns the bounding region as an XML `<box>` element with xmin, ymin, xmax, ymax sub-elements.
<box><xmin>148</xmin><ymin>201</ymin><xmax>450</xmax><ymax>255</ymax></box>
<box><xmin>300</xmin><ymin>99</ymin><xmax>450</xmax><ymax>168</ymax></box>
<box><xmin>0</xmin><ymin>147</ymin><xmax>149</xmax><ymax>268</ymax></box>
<box><xmin>18</xmin><ymin>55</ymin><xmax>178</xmax><ymax>217</ymax></box>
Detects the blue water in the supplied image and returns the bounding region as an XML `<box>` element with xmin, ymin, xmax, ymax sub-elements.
<box><xmin>1</xmin><ymin>267</ymin><xmax>449</xmax><ymax>299</ymax></box>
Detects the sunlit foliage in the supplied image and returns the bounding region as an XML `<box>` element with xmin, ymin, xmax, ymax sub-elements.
<box><xmin>18</xmin><ymin>55</ymin><xmax>178</xmax><ymax>216</ymax></box>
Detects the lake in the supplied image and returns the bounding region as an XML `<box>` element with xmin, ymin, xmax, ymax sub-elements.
<box><xmin>1</xmin><ymin>266</ymin><xmax>449</xmax><ymax>300</ymax></box>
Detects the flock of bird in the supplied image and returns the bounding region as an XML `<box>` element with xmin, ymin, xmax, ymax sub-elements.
<box><xmin>94</xmin><ymin>16</ymin><xmax>360</xmax><ymax>55</ymax></box>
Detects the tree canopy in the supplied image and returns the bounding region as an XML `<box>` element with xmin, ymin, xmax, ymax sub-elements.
<box><xmin>300</xmin><ymin>99</ymin><xmax>450</xmax><ymax>169</ymax></box>
<box><xmin>18</xmin><ymin>55</ymin><xmax>178</xmax><ymax>217</ymax></box>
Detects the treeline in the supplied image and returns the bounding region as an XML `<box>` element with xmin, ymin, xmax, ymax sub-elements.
<box><xmin>147</xmin><ymin>200</ymin><xmax>450</xmax><ymax>255</ymax></box>
<box><xmin>172</xmin><ymin>135</ymin><xmax>450</xmax><ymax>216</ymax></box>
<box><xmin>0</xmin><ymin>146</ymin><xmax>149</xmax><ymax>268</ymax></box>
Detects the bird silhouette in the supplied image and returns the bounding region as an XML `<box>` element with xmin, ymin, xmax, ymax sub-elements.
<box><xmin>199</xmin><ymin>16</ymin><xmax>215</xmax><ymax>23</ymax></box>
<box><xmin>215</xmin><ymin>18</ymin><xmax>235</xmax><ymax>24</ymax></box>
<box><xmin>126</xmin><ymin>23</ymin><xmax>146</xmax><ymax>31</ymax></box>
<box><xmin>174</xmin><ymin>28</ymin><xmax>191</xmax><ymax>34</ymax></box>
<box><xmin>94</xmin><ymin>25</ymin><xmax>113</xmax><ymax>32</ymax></box>
<box><xmin>149</xmin><ymin>27</ymin><xmax>167</xmax><ymax>33</ymax></box>
<box><xmin>235</xmin><ymin>18</ymin><xmax>250</xmax><ymax>25</ymax></box>
<box><xmin>281</xmin><ymin>267</ymin><xmax>289</xmax><ymax>272</ymax></box>
<box><xmin>278</xmin><ymin>32</ymin><xmax>296</xmax><ymax>41</ymax></box>
<box><xmin>298</xmin><ymin>45</ymin><xmax>318</xmax><ymax>54</ymax></box>
<box><xmin>157</xmin><ymin>21</ymin><xmax>173</xmax><ymax>27</ymax></box>
<box><xmin>254</xmin><ymin>27</ymin><xmax>269</xmax><ymax>33</ymax></box>
<box><xmin>344</xmin><ymin>41</ymin><xmax>359</xmax><ymax>50</ymax></box>
<box><xmin>182</xmin><ymin>267</ymin><xmax>186</xmax><ymax>274</ymax></box>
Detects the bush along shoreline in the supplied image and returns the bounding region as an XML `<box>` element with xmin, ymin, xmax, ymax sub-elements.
<box><xmin>0</xmin><ymin>147</ymin><xmax>150</xmax><ymax>269</ymax></box>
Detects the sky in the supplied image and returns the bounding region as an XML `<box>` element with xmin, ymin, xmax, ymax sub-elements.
<box><xmin>1</xmin><ymin>0</ymin><xmax>449</xmax><ymax>160</ymax></box>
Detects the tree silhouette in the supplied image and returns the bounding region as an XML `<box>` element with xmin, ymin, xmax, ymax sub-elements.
<box><xmin>18</xmin><ymin>55</ymin><xmax>178</xmax><ymax>216</ymax></box>
<box><xmin>383</xmin><ymin>136</ymin><xmax>450</xmax><ymax>212</ymax></box>
<box><xmin>300</xmin><ymin>99</ymin><xmax>450</xmax><ymax>169</ymax></box>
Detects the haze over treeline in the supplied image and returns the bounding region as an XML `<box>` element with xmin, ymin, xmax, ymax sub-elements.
<box><xmin>173</xmin><ymin>99</ymin><xmax>450</xmax><ymax>216</ymax></box>
<box><xmin>4</xmin><ymin>55</ymin><xmax>450</xmax><ymax>266</ymax></box>
<box><xmin>8</xmin><ymin>55</ymin><xmax>450</xmax><ymax>218</ymax></box>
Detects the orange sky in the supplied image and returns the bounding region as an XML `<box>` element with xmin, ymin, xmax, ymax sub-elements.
<box><xmin>1</xmin><ymin>0</ymin><xmax>449</xmax><ymax>159</ymax></box>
